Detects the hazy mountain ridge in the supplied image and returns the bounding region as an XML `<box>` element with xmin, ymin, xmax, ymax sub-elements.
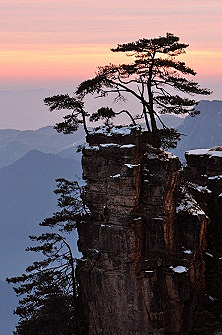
<box><xmin>155</xmin><ymin>113</ymin><xmax>184</xmax><ymax>129</ymax></box>
<box><xmin>0</xmin><ymin>149</ymin><xmax>81</xmax><ymax>281</ymax></box>
<box><xmin>0</xmin><ymin>125</ymin><xmax>85</xmax><ymax>168</ymax></box>
<box><xmin>0</xmin><ymin>101</ymin><xmax>221</xmax><ymax>280</ymax></box>
<box><xmin>172</xmin><ymin>100</ymin><xmax>222</xmax><ymax>160</ymax></box>
<box><xmin>0</xmin><ymin>114</ymin><xmax>189</xmax><ymax>169</ymax></box>
<box><xmin>0</xmin><ymin>149</ymin><xmax>81</xmax><ymax>335</ymax></box>
<box><xmin>0</xmin><ymin>100</ymin><xmax>221</xmax><ymax>334</ymax></box>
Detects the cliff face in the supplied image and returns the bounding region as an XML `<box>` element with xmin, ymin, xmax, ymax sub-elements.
<box><xmin>183</xmin><ymin>148</ymin><xmax>222</xmax><ymax>331</ymax></box>
<box><xmin>76</xmin><ymin>131</ymin><xmax>222</xmax><ymax>335</ymax></box>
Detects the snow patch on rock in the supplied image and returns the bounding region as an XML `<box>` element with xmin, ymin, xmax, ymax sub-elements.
<box><xmin>124</xmin><ymin>163</ymin><xmax>140</xmax><ymax>168</ymax></box>
<box><xmin>100</xmin><ymin>143</ymin><xmax>120</xmax><ymax>148</ymax></box>
<box><xmin>186</xmin><ymin>148</ymin><xmax>222</xmax><ymax>158</ymax></box>
<box><xmin>120</xmin><ymin>144</ymin><xmax>136</xmax><ymax>149</ymax></box>
<box><xmin>183</xmin><ymin>249</ymin><xmax>192</xmax><ymax>255</ymax></box>
<box><xmin>176</xmin><ymin>191</ymin><xmax>205</xmax><ymax>216</ymax></box>
<box><xmin>208</xmin><ymin>175</ymin><xmax>222</xmax><ymax>180</ymax></box>
<box><xmin>172</xmin><ymin>266</ymin><xmax>188</xmax><ymax>273</ymax></box>
<box><xmin>110</xmin><ymin>174</ymin><xmax>121</xmax><ymax>178</ymax></box>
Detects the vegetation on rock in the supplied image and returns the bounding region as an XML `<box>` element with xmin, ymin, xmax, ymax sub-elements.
<box><xmin>7</xmin><ymin>179</ymin><xmax>87</xmax><ymax>335</ymax></box>
<box><xmin>44</xmin><ymin>33</ymin><xmax>211</xmax><ymax>148</ymax></box>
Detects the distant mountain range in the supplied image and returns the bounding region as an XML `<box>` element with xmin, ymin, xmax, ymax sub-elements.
<box><xmin>0</xmin><ymin>100</ymin><xmax>221</xmax><ymax>334</ymax></box>
<box><xmin>172</xmin><ymin>100</ymin><xmax>222</xmax><ymax>160</ymax></box>
<box><xmin>0</xmin><ymin>125</ymin><xmax>85</xmax><ymax>168</ymax></box>
<box><xmin>155</xmin><ymin>113</ymin><xmax>184</xmax><ymax>129</ymax></box>
<box><xmin>0</xmin><ymin>149</ymin><xmax>81</xmax><ymax>280</ymax></box>
<box><xmin>0</xmin><ymin>149</ymin><xmax>81</xmax><ymax>334</ymax></box>
<box><xmin>0</xmin><ymin>102</ymin><xmax>221</xmax><ymax>279</ymax></box>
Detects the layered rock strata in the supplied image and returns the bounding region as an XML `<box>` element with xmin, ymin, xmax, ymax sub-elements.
<box><xmin>76</xmin><ymin>132</ymin><xmax>220</xmax><ymax>335</ymax></box>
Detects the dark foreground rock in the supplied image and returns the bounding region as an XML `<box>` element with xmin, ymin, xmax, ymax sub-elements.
<box><xmin>76</xmin><ymin>131</ymin><xmax>222</xmax><ymax>335</ymax></box>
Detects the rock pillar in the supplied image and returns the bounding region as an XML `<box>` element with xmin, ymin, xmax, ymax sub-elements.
<box><xmin>76</xmin><ymin>131</ymin><xmax>209</xmax><ymax>335</ymax></box>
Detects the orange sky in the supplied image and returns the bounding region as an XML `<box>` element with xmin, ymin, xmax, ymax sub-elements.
<box><xmin>0</xmin><ymin>0</ymin><xmax>221</xmax><ymax>84</ymax></box>
<box><xmin>1</xmin><ymin>46</ymin><xmax>221</xmax><ymax>80</ymax></box>
<box><xmin>0</xmin><ymin>0</ymin><xmax>221</xmax><ymax>129</ymax></box>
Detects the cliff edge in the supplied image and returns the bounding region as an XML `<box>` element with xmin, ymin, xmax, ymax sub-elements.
<box><xmin>76</xmin><ymin>129</ymin><xmax>222</xmax><ymax>335</ymax></box>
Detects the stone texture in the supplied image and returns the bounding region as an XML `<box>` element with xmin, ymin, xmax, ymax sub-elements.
<box><xmin>183</xmin><ymin>148</ymin><xmax>222</xmax><ymax>331</ymax></box>
<box><xmin>76</xmin><ymin>132</ymin><xmax>221</xmax><ymax>335</ymax></box>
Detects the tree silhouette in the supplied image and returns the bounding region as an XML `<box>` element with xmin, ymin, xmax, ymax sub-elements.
<box><xmin>44</xmin><ymin>95</ymin><xmax>89</xmax><ymax>135</ymax></box>
<box><xmin>44</xmin><ymin>33</ymin><xmax>211</xmax><ymax>148</ymax></box>
<box><xmin>7</xmin><ymin>179</ymin><xmax>88</xmax><ymax>335</ymax></box>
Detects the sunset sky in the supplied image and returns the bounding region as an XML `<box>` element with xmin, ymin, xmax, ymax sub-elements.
<box><xmin>0</xmin><ymin>0</ymin><xmax>221</xmax><ymax>128</ymax></box>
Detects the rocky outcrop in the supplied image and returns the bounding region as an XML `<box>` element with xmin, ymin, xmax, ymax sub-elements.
<box><xmin>76</xmin><ymin>130</ymin><xmax>222</xmax><ymax>335</ymax></box>
<box><xmin>183</xmin><ymin>148</ymin><xmax>222</xmax><ymax>333</ymax></box>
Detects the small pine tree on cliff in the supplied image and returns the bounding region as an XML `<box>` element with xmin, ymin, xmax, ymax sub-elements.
<box><xmin>9</xmin><ymin>270</ymin><xmax>77</xmax><ymax>335</ymax></box>
<box><xmin>44</xmin><ymin>33</ymin><xmax>211</xmax><ymax>148</ymax></box>
<box><xmin>7</xmin><ymin>179</ymin><xmax>88</xmax><ymax>335</ymax></box>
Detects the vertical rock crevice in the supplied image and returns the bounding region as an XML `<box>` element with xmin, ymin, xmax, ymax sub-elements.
<box><xmin>76</xmin><ymin>132</ymin><xmax>222</xmax><ymax>335</ymax></box>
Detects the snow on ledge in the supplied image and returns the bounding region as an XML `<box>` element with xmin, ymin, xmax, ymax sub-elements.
<box><xmin>165</xmin><ymin>151</ymin><xmax>177</xmax><ymax>159</ymax></box>
<box><xmin>110</xmin><ymin>174</ymin><xmax>121</xmax><ymax>178</ymax></box>
<box><xmin>171</xmin><ymin>266</ymin><xmax>188</xmax><ymax>273</ymax></box>
<box><xmin>209</xmin><ymin>295</ymin><xmax>216</xmax><ymax>302</ymax></box>
<box><xmin>110</xmin><ymin>126</ymin><xmax>140</xmax><ymax>135</ymax></box>
<box><xmin>84</xmin><ymin>144</ymin><xmax>99</xmax><ymax>150</ymax></box>
<box><xmin>146</xmin><ymin>150</ymin><xmax>177</xmax><ymax>161</ymax></box>
<box><xmin>120</xmin><ymin>144</ymin><xmax>136</xmax><ymax>148</ymax></box>
<box><xmin>208</xmin><ymin>175</ymin><xmax>222</xmax><ymax>181</ymax></box>
<box><xmin>100</xmin><ymin>143</ymin><xmax>120</xmax><ymax>148</ymax></box>
<box><xmin>176</xmin><ymin>191</ymin><xmax>206</xmax><ymax>216</ymax></box>
<box><xmin>89</xmin><ymin>125</ymin><xmax>142</xmax><ymax>136</ymax></box>
<box><xmin>205</xmin><ymin>252</ymin><xmax>214</xmax><ymax>258</ymax></box>
<box><xmin>196</xmin><ymin>185</ymin><xmax>212</xmax><ymax>193</ymax></box>
<box><xmin>183</xmin><ymin>249</ymin><xmax>192</xmax><ymax>255</ymax></box>
<box><xmin>124</xmin><ymin>163</ymin><xmax>140</xmax><ymax>168</ymax></box>
<box><xmin>188</xmin><ymin>182</ymin><xmax>212</xmax><ymax>194</ymax></box>
<box><xmin>186</xmin><ymin>148</ymin><xmax>222</xmax><ymax>158</ymax></box>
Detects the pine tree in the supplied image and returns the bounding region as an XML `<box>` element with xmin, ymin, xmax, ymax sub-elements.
<box><xmin>9</xmin><ymin>270</ymin><xmax>77</xmax><ymax>335</ymax></box>
<box><xmin>7</xmin><ymin>179</ymin><xmax>88</xmax><ymax>335</ymax></box>
<box><xmin>44</xmin><ymin>33</ymin><xmax>211</xmax><ymax>148</ymax></box>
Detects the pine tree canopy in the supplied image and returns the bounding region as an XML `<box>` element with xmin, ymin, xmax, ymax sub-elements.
<box><xmin>44</xmin><ymin>33</ymin><xmax>212</xmax><ymax>148</ymax></box>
